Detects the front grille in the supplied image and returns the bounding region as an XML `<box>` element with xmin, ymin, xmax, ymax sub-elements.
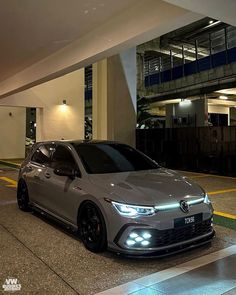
<box><xmin>136</xmin><ymin>219</ymin><xmax>212</xmax><ymax>248</ymax></box>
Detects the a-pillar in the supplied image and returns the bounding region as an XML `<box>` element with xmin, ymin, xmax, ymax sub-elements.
<box><xmin>92</xmin><ymin>48</ymin><xmax>137</xmax><ymax>146</ymax></box>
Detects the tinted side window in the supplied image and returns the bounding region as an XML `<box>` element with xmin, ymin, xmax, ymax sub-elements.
<box><xmin>31</xmin><ymin>145</ymin><xmax>53</xmax><ymax>165</ymax></box>
<box><xmin>51</xmin><ymin>145</ymin><xmax>77</xmax><ymax>169</ymax></box>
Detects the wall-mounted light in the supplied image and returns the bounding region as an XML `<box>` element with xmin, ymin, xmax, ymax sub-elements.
<box><xmin>179</xmin><ymin>99</ymin><xmax>191</xmax><ymax>106</ymax></box>
<box><xmin>219</xmin><ymin>95</ymin><xmax>228</xmax><ymax>100</ymax></box>
<box><xmin>209</xmin><ymin>20</ymin><xmax>214</xmax><ymax>25</ymax></box>
<box><xmin>59</xmin><ymin>99</ymin><xmax>69</xmax><ymax>113</ymax></box>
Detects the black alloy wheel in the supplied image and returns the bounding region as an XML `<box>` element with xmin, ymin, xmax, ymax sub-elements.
<box><xmin>17</xmin><ymin>180</ymin><xmax>30</xmax><ymax>211</ymax></box>
<box><xmin>79</xmin><ymin>201</ymin><xmax>107</xmax><ymax>252</ymax></box>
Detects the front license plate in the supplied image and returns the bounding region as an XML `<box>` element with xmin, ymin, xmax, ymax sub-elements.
<box><xmin>174</xmin><ymin>213</ymin><xmax>203</xmax><ymax>228</ymax></box>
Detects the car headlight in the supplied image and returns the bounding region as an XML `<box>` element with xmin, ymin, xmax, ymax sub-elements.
<box><xmin>111</xmin><ymin>201</ymin><xmax>155</xmax><ymax>217</ymax></box>
<box><xmin>204</xmin><ymin>193</ymin><xmax>211</xmax><ymax>204</ymax></box>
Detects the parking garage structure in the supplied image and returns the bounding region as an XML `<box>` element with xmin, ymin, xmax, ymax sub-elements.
<box><xmin>0</xmin><ymin>1</ymin><xmax>236</xmax><ymax>295</ymax></box>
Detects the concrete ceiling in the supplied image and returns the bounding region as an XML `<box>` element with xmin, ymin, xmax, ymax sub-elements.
<box><xmin>163</xmin><ymin>0</ymin><xmax>236</xmax><ymax>26</ymax></box>
<box><xmin>0</xmin><ymin>0</ymin><xmax>137</xmax><ymax>81</ymax></box>
<box><xmin>0</xmin><ymin>0</ymin><xmax>203</xmax><ymax>99</ymax></box>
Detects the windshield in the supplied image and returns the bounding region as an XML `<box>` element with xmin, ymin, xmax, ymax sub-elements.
<box><xmin>72</xmin><ymin>143</ymin><xmax>159</xmax><ymax>174</ymax></box>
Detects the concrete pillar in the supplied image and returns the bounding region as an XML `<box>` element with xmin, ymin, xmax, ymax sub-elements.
<box><xmin>92</xmin><ymin>48</ymin><xmax>137</xmax><ymax>146</ymax></box>
<box><xmin>137</xmin><ymin>52</ymin><xmax>145</xmax><ymax>95</ymax></box>
<box><xmin>92</xmin><ymin>59</ymin><xmax>109</xmax><ymax>140</ymax></box>
<box><xmin>166</xmin><ymin>98</ymin><xmax>208</xmax><ymax>128</ymax></box>
<box><xmin>230</xmin><ymin>107</ymin><xmax>236</xmax><ymax>126</ymax></box>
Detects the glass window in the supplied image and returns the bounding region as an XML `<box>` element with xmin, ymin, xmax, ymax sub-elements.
<box><xmin>51</xmin><ymin>145</ymin><xmax>77</xmax><ymax>169</ymax></box>
<box><xmin>73</xmin><ymin>143</ymin><xmax>159</xmax><ymax>174</ymax></box>
<box><xmin>31</xmin><ymin>144</ymin><xmax>53</xmax><ymax>165</ymax></box>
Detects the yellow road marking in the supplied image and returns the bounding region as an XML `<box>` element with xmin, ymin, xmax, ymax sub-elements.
<box><xmin>191</xmin><ymin>175</ymin><xmax>211</xmax><ymax>179</ymax></box>
<box><xmin>214</xmin><ymin>211</ymin><xmax>236</xmax><ymax>220</ymax></box>
<box><xmin>206</xmin><ymin>174</ymin><xmax>236</xmax><ymax>181</ymax></box>
<box><xmin>179</xmin><ymin>170</ymin><xmax>236</xmax><ymax>181</ymax></box>
<box><xmin>0</xmin><ymin>177</ymin><xmax>17</xmax><ymax>188</ymax></box>
<box><xmin>208</xmin><ymin>188</ymin><xmax>236</xmax><ymax>195</ymax></box>
<box><xmin>179</xmin><ymin>171</ymin><xmax>207</xmax><ymax>177</ymax></box>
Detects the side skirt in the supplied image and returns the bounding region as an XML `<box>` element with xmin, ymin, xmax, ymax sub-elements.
<box><xmin>29</xmin><ymin>202</ymin><xmax>78</xmax><ymax>232</ymax></box>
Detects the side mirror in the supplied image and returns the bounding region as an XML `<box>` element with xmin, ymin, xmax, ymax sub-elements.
<box><xmin>54</xmin><ymin>165</ymin><xmax>81</xmax><ymax>179</ymax></box>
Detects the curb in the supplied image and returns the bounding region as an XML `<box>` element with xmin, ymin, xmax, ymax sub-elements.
<box><xmin>213</xmin><ymin>214</ymin><xmax>236</xmax><ymax>230</ymax></box>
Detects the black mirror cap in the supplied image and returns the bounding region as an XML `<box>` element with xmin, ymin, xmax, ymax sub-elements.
<box><xmin>54</xmin><ymin>165</ymin><xmax>81</xmax><ymax>179</ymax></box>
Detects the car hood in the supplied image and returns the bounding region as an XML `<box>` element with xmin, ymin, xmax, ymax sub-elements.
<box><xmin>88</xmin><ymin>168</ymin><xmax>205</xmax><ymax>205</ymax></box>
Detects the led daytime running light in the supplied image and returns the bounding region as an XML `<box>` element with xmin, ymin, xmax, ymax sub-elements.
<box><xmin>112</xmin><ymin>201</ymin><xmax>155</xmax><ymax>217</ymax></box>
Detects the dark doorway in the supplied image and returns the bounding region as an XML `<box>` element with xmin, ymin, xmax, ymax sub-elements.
<box><xmin>26</xmin><ymin>108</ymin><xmax>36</xmax><ymax>155</ymax></box>
<box><xmin>208</xmin><ymin>113</ymin><xmax>228</xmax><ymax>126</ymax></box>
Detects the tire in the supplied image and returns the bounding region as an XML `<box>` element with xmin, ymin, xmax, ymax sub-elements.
<box><xmin>78</xmin><ymin>201</ymin><xmax>107</xmax><ymax>253</ymax></box>
<box><xmin>17</xmin><ymin>179</ymin><xmax>30</xmax><ymax>211</ymax></box>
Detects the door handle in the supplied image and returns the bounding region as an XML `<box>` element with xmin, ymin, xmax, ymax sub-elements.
<box><xmin>44</xmin><ymin>172</ymin><xmax>51</xmax><ymax>179</ymax></box>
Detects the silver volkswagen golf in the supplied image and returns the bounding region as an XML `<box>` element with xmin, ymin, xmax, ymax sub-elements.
<box><xmin>17</xmin><ymin>140</ymin><xmax>214</xmax><ymax>256</ymax></box>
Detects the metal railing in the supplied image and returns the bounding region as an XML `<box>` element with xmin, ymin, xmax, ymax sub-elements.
<box><xmin>144</xmin><ymin>26</ymin><xmax>236</xmax><ymax>87</ymax></box>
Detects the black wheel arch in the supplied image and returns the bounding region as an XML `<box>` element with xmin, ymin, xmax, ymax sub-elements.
<box><xmin>77</xmin><ymin>199</ymin><xmax>108</xmax><ymax>252</ymax></box>
<box><xmin>77</xmin><ymin>199</ymin><xmax>108</xmax><ymax>228</ymax></box>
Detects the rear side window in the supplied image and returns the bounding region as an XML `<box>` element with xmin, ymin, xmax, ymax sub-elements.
<box><xmin>31</xmin><ymin>144</ymin><xmax>54</xmax><ymax>165</ymax></box>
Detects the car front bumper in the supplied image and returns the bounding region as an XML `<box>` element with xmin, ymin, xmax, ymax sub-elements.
<box><xmin>110</xmin><ymin>219</ymin><xmax>215</xmax><ymax>256</ymax></box>
<box><xmin>103</xmin><ymin>199</ymin><xmax>214</xmax><ymax>256</ymax></box>
<box><xmin>113</xmin><ymin>230</ymin><xmax>215</xmax><ymax>257</ymax></box>
<box><xmin>109</xmin><ymin>224</ymin><xmax>215</xmax><ymax>256</ymax></box>
<box><xmin>107</xmin><ymin>213</ymin><xmax>214</xmax><ymax>256</ymax></box>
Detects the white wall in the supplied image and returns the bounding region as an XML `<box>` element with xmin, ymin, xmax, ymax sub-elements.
<box><xmin>0</xmin><ymin>69</ymin><xmax>85</xmax><ymax>142</ymax></box>
<box><xmin>208</xmin><ymin>105</ymin><xmax>230</xmax><ymax>115</ymax></box>
<box><xmin>34</xmin><ymin>70</ymin><xmax>85</xmax><ymax>141</ymax></box>
<box><xmin>0</xmin><ymin>106</ymin><xmax>26</xmax><ymax>159</ymax></box>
